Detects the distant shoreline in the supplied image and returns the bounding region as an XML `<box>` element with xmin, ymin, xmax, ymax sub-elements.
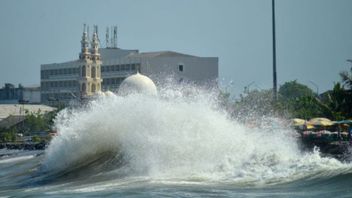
<box><xmin>0</xmin><ymin>142</ymin><xmax>47</xmax><ymax>150</ymax></box>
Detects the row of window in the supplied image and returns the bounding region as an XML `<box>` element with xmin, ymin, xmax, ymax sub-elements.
<box><xmin>101</xmin><ymin>64</ymin><xmax>139</xmax><ymax>72</ymax></box>
<box><xmin>41</xmin><ymin>63</ymin><xmax>139</xmax><ymax>79</ymax></box>
<box><xmin>41</xmin><ymin>68</ymin><xmax>80</xmax><ymax>79</ymax></box>
<box><xmin>42</xmin><ymin>92</ymin><xmax>75</xmax><ymax>101</ymax></box>
<box><xmin>41</xmin><ymin>77</ymin><xmax>126</xmax><ymax>89</ymax></box>
<box><xmin>102</xmin><ymin>77</ymin><xmax>125</xmax><ymax>86</ymax></box>
<box><xmin>41</xmin><ymin>80</ymin><xmax>78</xmax><ymax>89</ymax></box>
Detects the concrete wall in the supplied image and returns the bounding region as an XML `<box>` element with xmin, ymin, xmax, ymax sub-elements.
<box><xmin>141</xmin><ymin>56</ymin><xmax>218</xmax><ymax>86</ymax></box>
<box><xmin>23</xmin><ymin>89</ymin><xmax>41</xmax><ymax>104</ymax></box>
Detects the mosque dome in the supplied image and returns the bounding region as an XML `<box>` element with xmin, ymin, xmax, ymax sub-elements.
<box><xmin>118</xmin><ymin>72</ymin><xmax>157</xmax><ymax>96</ymax></box>
<box><xmin>103</xmin><ymin>91</ymin><xmax>115</xmax><ymax>97</ymax></box>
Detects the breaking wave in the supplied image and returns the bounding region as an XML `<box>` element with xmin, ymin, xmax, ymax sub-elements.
<box><xmin>41</xmin><ymin>86</ymin><xmax>352</xmax><ymax>186</ymax></box>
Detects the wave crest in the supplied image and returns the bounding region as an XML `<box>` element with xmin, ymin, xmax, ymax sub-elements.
<box><xmin>41</xmin><ymin>87</ymin><xmax>352</xmax><ymax>185</ymax></box>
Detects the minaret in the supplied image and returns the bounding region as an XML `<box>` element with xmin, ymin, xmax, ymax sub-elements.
<box><xmin>90</xmin><ymin>25</ymin><xmax>102</xmax><ymax>94</ymax></box>
<box><xmin>79</xmin><ymin>24</ymin><xmax>90</xmax><ymax>60</ymax></box>
<box><xmin>79</xmin><ymin>24</ymin><xmax>93</xmax><ymax>97</ymax></box>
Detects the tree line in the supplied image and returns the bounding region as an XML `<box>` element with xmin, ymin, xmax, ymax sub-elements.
<box><xmin>221</xmin><ymin>67</ymin><xmax>352</xmax><ymax>121</ymax></box>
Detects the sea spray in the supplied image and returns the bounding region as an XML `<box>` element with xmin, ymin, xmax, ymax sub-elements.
<box><xmin>42</xmin><ymin>87</ymin><xmax>352</xmax><ymax>185</ymax></box>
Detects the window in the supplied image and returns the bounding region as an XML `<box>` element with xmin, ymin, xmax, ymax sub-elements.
<box><xmin>87</xmin><ymin>66</ymin><xmax>91</xmax><ymax>77</ymax></box>
<box><xmin>82</xmin><ymin>66</ymin><xmax>86</xmax><ymax>77</ymax></box>
<box><xmin>92</xmin><ymin>67</ymin><xmax>96</xmax><ymax>78</ymax></box>
<box><xmin>179</xmin><ymin>64</ymin><xmax>183</xmax><ymax>72</ymax></box>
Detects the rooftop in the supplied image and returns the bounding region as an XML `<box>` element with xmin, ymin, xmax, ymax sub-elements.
<box><xmin>128</xmin><ymin>51</ymin><xmax>197</xmax><ymax>58</ymax></box>
<box><xmin>0</xmin><ymin>104</ymin><xmax>56</xmax><ymax>121</ymax></box>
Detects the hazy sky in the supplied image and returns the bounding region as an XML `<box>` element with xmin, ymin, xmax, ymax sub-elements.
<box><xmin>0</xmin><ymin>0</ymin><xmax>351</xmax><ymax>95</ymax></box>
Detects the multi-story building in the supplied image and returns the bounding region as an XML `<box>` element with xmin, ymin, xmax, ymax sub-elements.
<box><xmin>0</xmin><ymin>83</ymin><xmax>40</xmax><ymax>104</ymax></box>
<box><xmin>40</xmin><ymin>26</ymin><xmax>218</xmax><ymax>106</ymax></box>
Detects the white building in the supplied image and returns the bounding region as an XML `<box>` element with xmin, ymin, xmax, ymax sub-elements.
<box><xmin>0</xmin><ymin>84</ymin><xmax>41</xmax><ymax>104</ymax></box>
<box><xmin>40</xmin><ymin>26</ymin><xmax>218</xmax><ymax>106</ymax></box>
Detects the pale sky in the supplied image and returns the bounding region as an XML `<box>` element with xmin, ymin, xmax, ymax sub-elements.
<box><xmin>0</xmin><ymin>0</ymin><xmax>351</xmax><ymax>96</ymax></box>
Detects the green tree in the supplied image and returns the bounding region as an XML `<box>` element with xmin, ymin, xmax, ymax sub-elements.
<box><xmin>276</xmin><ymin>80</ymin><xmax>318</xmax><ymax>118</ymax></box>
<box><xmin>23</xmin><ymin>109</ymin><xmax>58</xmax><ymax>134</ymax></box>
<box><xmin>338</xmin><ymin>67</ymin><xmax>352</xmax><ymax>118</ymax></box>
<box><xmin>319</xmin><ymin>83</ymin><xmax>352</xmax><ymax>120</ymax></box>
<box><xmin>25</xmin><ymin>110</ymin><xmax>46</xmax><ymax>132</ymax></box>
<box><xmin>279</xmin><ymin>80</ymin><xmax>315</xmax><ymax>100</ymax></box>
<box><xmin>233</xmin><ymin>89</ymin><xmax>275</xmax><ymax>119</ymax></box>
<box><xmin>31</xmin><ymin>135</ymin><xmax>41</xmax><ymax>143</ymax></box>
<box><xmin>288</xmin><ymin>96</ymin><xmax>328</xmax><ymax>119</ymax></box>
<box><xmin>0</xmin><ymin>128</ymin><xmax>17</xmax><ymax>142</ymax></box>
<box><xmin>340</xmin><ymin>66</ymin><xmax>352</xmax><ymax>90</ymax></box>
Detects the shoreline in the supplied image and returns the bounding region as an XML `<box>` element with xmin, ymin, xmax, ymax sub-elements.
<box><xmin>0</xmin><ymin>142</ymin><xmax>47</xmax><ymax>150</ymax></box>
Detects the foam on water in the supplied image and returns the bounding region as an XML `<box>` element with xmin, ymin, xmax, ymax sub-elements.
<box><xmin>0</xmin><ymin>155</ymin><xmax>35</xmax><ymax>164</ymax></box>
<box><xmin>41</xmin><ymin>86</ymin><xmax>352</xmax><ymax>186</ymax></box>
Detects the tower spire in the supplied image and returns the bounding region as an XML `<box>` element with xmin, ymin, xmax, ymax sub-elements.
<box><xmin>91</xmin><ymin>25</ymin><xmax>100</xmax><ymax>60</ymax></box>
<box><xmin>90</xmin><ymin>25</ymin><xmax>102</xmax><ymax>94</ymax></box>
<box><xmin>79</xmin><ymin>24</ymin><xmax>90</xmax><ymax>60</ymax></box>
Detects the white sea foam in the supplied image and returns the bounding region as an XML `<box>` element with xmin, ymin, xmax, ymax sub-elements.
<box><xmin>0</xmin><ymin>155</ymin><xmax>34</xmax><ymax>164</ymax></box>
<box><xmin>42</xmin><ymin>86</ymin><xmax>352</xmax><ymax>185</ymax></box>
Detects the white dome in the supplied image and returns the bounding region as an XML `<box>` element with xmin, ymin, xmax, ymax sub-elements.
<box><xmin>104</xmin><ymin>91</ymin><xmax>115</xmax><ymax>97</ymax></box>
<box><xmin>118</xmin><ymin>73</ymin><xmax>157</xmax><ymax>96</ymax></box>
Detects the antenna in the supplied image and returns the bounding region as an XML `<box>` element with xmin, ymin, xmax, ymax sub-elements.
<box><xmin>110</xmin><ymin>26</ymin><xmax>113</xmax><ymax>48</ymax></box>
<box><xmin>106</xmin><ymin>27</ymin><xmax>110</xmax><ymax>48</ymax></box>
<box><xmin>83</xmin><ymin>23</ymin><xmax>86</xmax><ymax>33</ymax></box>
<box><xmin>113</xmin><ymin>26</ymin><xmax>117</xmax><ymax>48</ymax></box>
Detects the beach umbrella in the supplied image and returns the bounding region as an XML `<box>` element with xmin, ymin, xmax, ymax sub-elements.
<box><xmin>291</xmin><ymin>118</ymin><xmax>306</xmax><ymax>126</ymax></box>
<box><xmin>308</xmin><ymin>117</ymin><xmax>333</xmax><ymax>126</ymax></box>
<box><xmin>291</xmin><ymin>118</ymin><xmax>315</xmax><ymax>130</ymax></box>
<box><xmin>305</xmin><ymin>123</ymin><xmax>315</xmax><ymax>129</ymax></box>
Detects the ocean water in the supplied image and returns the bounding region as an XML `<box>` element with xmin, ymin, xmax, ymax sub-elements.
<box><xmin>1</xmin><ymin>86</ymin><xmax>352</xmax><ymax>197</ymax></box>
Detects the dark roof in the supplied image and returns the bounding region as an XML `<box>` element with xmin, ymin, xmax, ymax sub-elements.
<box><xmin>0</xmin><ymin>115</ymin><xmax>26</xmax><ymax>129</ymax></box>
<box><xmin>128</xmin><ymin>51</ymin><xmax>197</xmax><ymax>58</ymax></box>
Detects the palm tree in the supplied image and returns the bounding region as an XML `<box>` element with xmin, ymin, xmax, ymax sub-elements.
<box><xmin>338</xmin><ymin>67</ymin><xmax>352</xmax><ymax>118</ymax></box>
<box><xmin>340</xmin><ymin>66</ymin><xmax>352</xmax><ymax>90</ymax></box>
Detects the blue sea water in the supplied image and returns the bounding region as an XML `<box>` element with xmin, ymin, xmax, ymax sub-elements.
<box><xmin>0</xmin><ymin>149</ymin><xmax>351</xmax><ymax>197</ymax></box>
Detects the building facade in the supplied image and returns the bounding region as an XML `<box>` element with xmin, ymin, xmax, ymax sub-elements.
<box><xmin>40</xmin><ymin>26</ymin><xmax>218</xmax><ymax>106</ymax></box>
<box><xmin>0</xmin><ymin>83</ymin><xmax>40</xmax><ymax>104</ymax></box>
